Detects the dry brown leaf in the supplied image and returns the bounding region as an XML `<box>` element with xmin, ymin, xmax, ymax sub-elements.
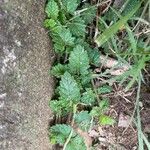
<box><xmin>100</xmin><ymin>55</ymin><xmax>130</xmax><ymax>75</ymax></box>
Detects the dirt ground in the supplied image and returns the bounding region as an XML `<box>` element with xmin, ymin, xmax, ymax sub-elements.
<box><xmin>91</xmin><ymin>73</ymin><xmax>150</xmax><ymax>150</ymax></box>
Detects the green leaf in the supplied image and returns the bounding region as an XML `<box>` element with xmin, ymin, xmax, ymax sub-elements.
<box><xmin>66</xmin><ymin>135</ymin><xmax>86</xmax><ymax>150</ymax></box>
<box><xmin>99</xmin><ymin>115</ymin><xmax>115</xmax><ymax>125</ymax></box>
<box><xmin>90</xmin><ymin>99</ymin><xmax>109</xmax><ymax>117</ymax></box>
<box><xmin>45</xmin><ymin>0</ymin><xmax>59</xmax><ymax>19</ymax></box>
<box><xmin>49</xmin><ymin>99</ymin><xmax>71</xmax><ymax>115</ymax></box>
<box><xmin>74</xmin><ymin>111</ymin><xmax>92</xmax><ymax>131</ymax></box>
<box><xmin>99</xmin><ymin>99</ymin><xmax>109</xmax><ymax>112</ymax></box>
<box><xmin>54</xmin><ymin>42</ymin><xmax>65</xmax><ymax>53</ymax></box>
<box><xmin>50</xmin><ymin>124</ymin><xmax>75</xmax><ymax>145</ymax></box>
<box><xmin>97</xmin><ymin>85</ymin><xmax>112</xmax><ymax>94</ymax></box>
<box><xmin>68</xmin><ymin>17</ymin><xmax>86</xmax><ymax>37</ymax></box>
<box><xmin>50</xmin><ymin>124</ymin><xmax>86</xmax><ymax>150</ymax></box>
<box><xmin>80</xmin><ymin>73</ymin><xmax>92</xmax><ymax>87</ymax></box>
<box><xmin>59</xmin><ymin>72</ymin><xmax>80</xmax><ymax>103</ymax></box>
<box><xmin>58</xmin><ymin>11</ymin><xmax>67</xmax><ymax>24</ymax></box>
<box><xmin>81</xmin><ymin>88</ymin><xmax>95</xmax><ymax>105</ymax></box>
<box><xmin>44</xmin><ymin>19</ymin><xmax>56</xmax><ymax>28</ymax></box>
<box><xmin>51</xmin><ymin>64</ymin><xmax>68</xmax><ymax>78</ymax></box>
<box><xmin>125</xmin><ymin>55</ymin><xmax>146</xmax><ymax>91</ymax></box>
<box><xmin>95</xmin><ymin>1</ymin><xmax>141</xmax><ymax>47</ymax></box>
<box><xmin>87</xmin><ymin>48</ymin><xmax>100</xmax><ymax>66</ymax></box>
<box><xmin>81</xmin><ymin>4</ymin><xmax>96</xmax><ymax>24</ymax></box>
<box><xmin>122</xmin><ymin>0</ymin><xmax>140</xmax><ymax>16</ymax></box>
<box><xmin>62</xmin><ymin>0</ymin><xmax>78</xmax><ymax>14</ymax></box>
<box><xmin>90</xmin><ymin>106</ymin><xmax>100</xmax><ymax>117</ymax></box>
<box><xmin>69</xmin><ymin>45</ymin><xmax>90</xmax><ymax>75</ymax></box>
<box><xmin>59</xmin><ymin>28</ymin><xmax>75</xmax><ymax>46</ymax></box>
<box><xmin>52</xmin><ymin>28</ymin><xmax>75</xmax><ymax>53</ymax></box>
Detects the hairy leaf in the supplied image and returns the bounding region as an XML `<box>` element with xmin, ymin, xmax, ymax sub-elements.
<box><xmin>50</xmin><ymin>124</ymin><xmax>86</xmax><ymax>150</ymax></box>
<box><xmin>69</xmin><ymin>45</ymin><xmax>90</xmax><ymax>75</ymax></box>
<box><xmin>50</xmin><ymin>124</ymin><xmax>75</xmax><ymax>145</ymax></box>
<box><xmin>99</xmin><ymin>115</ymin><xmax>115</xmax><ymax>125</ymax></box>
<box><xmin>52</xmin><ymin>28</ymin><xmax>75</xmax><ymax>52</ymax></box>
<box><xmin>90</xmin><ymin>106</ymin><xmax>100</xmax><ymax>117</ymax></box>
<box><xmin>87</xmin><ymin>48</ymin><xmax>100</xmax><ymax>66</ymax></box>
<box><xmin>51</xmin><ymin>64</ymin><xmax>68</xmax><ymax>78</ymax></box>
<box><xmin>66</xmin><ymin>135</ymin><xmax>86</xmax><ymax>150</ymax></box>
<box><xmin>49</xmin><ymin>99</ymin><xmax>71</xmax><ymax>115</ymax></box>
<box><xmin>97</xmin><ymin>85</ymin><xmax>112</xmax><ymax>94</ymax></box>
<box><xmin>81</xmin><ymin>88</ymin><xmax>95</xmax><ymax>105</ymax></box>
<box><xmin>81</xmin><ymin>4</ymin><xmax>96</xmax><ymax>24</ymax></box>
<box><xmin>59</xmin><ymin>72</ymin><xmax>80</xmax><ymax>102</ymax></box>
<box><xmin>59</xmin><ymin>28</ymin><xmax>75</xmax><ymax>45</ymax></box>
<box><xmin>62</xmin><ymin>0</ymin><xmax>78</xmax><ymax>14</ymax></box>
<box><xmin>90</xmin><ymin>99</ymin><xmax>109</xmax><ymax>117</ymax></box>
<box><xmin>68</xmin><ymin>17</ymin><xmax>86</xmax><ymax>37</ymax></box>
<box><xmin>99</xmin><ymin>99</ymin><xmax>109</xmax><ymax>112</ymax></box>
<box><xmin>44</xmin><ymin>19</ymin><xmax>57</xmax><ymax>28</ymax></box>
<box><xmin>45</xmin><ymin>0</ymin><xmax>59</xmax><ymax>19</ymax></box>
<box><xmin>75</xmin><ymin>111</ymin><xmax>92</xmax><ymax>131</ymax></box>
<box><xmin>80</xmin><ymin>73</ymin><xmax>92</xmax><ymax>87</ymax></box>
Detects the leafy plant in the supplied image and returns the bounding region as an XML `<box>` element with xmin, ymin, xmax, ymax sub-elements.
<box><xmin>44</xmin><ymin>0</ymin><xmax>115</xmax><ymax>148</ymax></box>
<box><xmin>44</xmin><ymin>0</ymin><xmax>149</xmax><ymax>149</ymax></box>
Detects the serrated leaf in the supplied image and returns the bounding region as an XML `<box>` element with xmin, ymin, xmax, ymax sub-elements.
<box><xmin>51</xmin><ymin>64</ymin><xmax>68</xmax><ymax>78</ymax></box>
<box><xmin>62</xmin><ymin>0</ymin><xmax>78</xmax><ymax>14</ymax></box>
<box><xmin>75</xmin><ymin>111</ymin><xmax>91</xmax><ymax>131</ymax></box>
<box><xmin>87</xmin><ymin>48</ymin><xmax>100</xmax><ymax>66</ymax></box>
<box><xmin>66</xmin><ymin>135</ymin><xmax>86</xmax><ymax>150</ymax></box>
<box><xmin>52</xmin><ymin>28</ymin><xmax>75</xmax><ymax>53</ymax></box>
<box><xmin>49</xmin><ymin>99</ymin><xmax>71</xmax><ymax>115</ymax></box>
<box><xmin>81</xmin><ymin>88</ymin><xmax>95</xmax><ymax>105</ymax></box>
<box><xmin>50</xmin><ymin>124</ymin><xmax>86</xmax><ymax>150</ymax></box>
<box><xmin>59</xmin><ymin>72</ymin><xmax>80</xmax><ymax>103</ymax></box>
<box><xmin>68</xmin><ymin>17</ymin><xmax>86</xmax><ymax>37</ymax></box>
<box><xmin>81</xmin><ymin>4</ymin><xmax>96</xmax><ymax>24</ymax></box>
<box><xmin>97</xmin><ymin>85</ymin><xmax>112</xmax><ymax>94</ymax></box>
<box><xmin>50</xmin><ymin>124</ymin><xmax>75</xmax><ymax>145</ymax></box>
<box><xmin>90</xmin><ymin>106</ymin><xmax>100</xmax><ymax>117</ymax></box>
<box><xmin>44</xmin><ymin>19</ymin><xmax>56</xmax><ymax>28</ymax></box>
<box><xmin>51</xmin><ymin>24</ymin><xmax>63</xmax><ymax>34</ymax></box>
<box><xmin>58</xmin><ymin>11</ymin><xmax>67</xmax><ymax>24</ymax></box>
<box><xmin>54</xmin><ymin>42</ymin><xmax>65</xmax><ymax>53</ymax></box>
<box><xmin>99</xmin><ymin>115</ymin><xmax>115</xmax><ymax>125</ymax></box>
<box><xmin>45</xmin><ymin>0</ymin><xmax>59</xmax><ymax>19</ymax></box>
<box><xmin>99</xmin><ymin>99</ymin><xmax>109</xmax><ymax>112</ymax></box>
<box><xmin>80</xmin><ymin>73</ymin><xmax>92</xmax><ymax>87</ymax></box>
<box><xmin>90</xmin><ymin>99</ymin><xmax>109</xmax><ymax>117</ymax></box>
<box><xmin>69</xmin><ymin>45</ymin><xmax>90</xmax><ymax>75</ymax></box>
<box><xmin>59</xmin><ymin>28</ymin><xmax>75</xmax><ymax>46</ymax></box>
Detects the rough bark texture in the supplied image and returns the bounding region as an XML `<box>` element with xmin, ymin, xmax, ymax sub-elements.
<box><xmin>0</xmin><ymin>0</ymin><xmax>53</xmax><ymax>149</ymax></box>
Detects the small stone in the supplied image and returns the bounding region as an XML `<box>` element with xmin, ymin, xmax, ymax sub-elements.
<box><xmin>118</xmin><ymin>113</ymin><xmax>131</xmax><ymax>128</ymax></box>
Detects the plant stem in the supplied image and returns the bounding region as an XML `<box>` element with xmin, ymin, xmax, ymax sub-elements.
<box><xmin>63</xmin><ymin>104</ymin><xmax>77</xmax><ymax>150</ymax></box>
<box><xmin>63</xmin><ymin>129</ymin><xmax>73</xmax><ymax>150</ymax></box>
<box><xmin>136</xmin><ymin>79</ymin><xmax>144</xmax><ymax>150</ymax></box>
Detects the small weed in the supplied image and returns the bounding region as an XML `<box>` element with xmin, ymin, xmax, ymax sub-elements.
<box><xmin>44</xmin><ymin>0</ymin><xmax>150</xmax><ymax>149</ymax></box>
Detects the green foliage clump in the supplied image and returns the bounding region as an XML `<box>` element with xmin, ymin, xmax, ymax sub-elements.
<box><xmin>44</xmin><ymin>0</ymin><xmax>150</xmax><ymax>149</ymax></box>
<box><xmin>44</xmin><ymin>0</ymin><xmax>114</xmax><ymax>149</ymax></box>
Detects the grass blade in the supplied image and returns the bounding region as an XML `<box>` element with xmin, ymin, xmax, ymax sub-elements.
<box><xmin>95</xmin><ymin>2</ymin><xmax>141</xmax><ymax>47</ymax></box>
